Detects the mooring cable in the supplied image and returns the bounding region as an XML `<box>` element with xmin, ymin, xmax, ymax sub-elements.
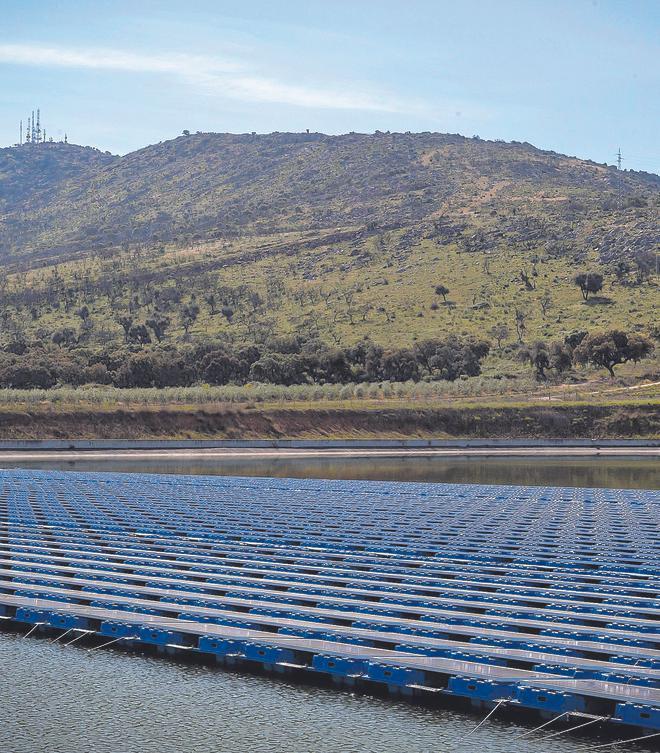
<box><xmin>49</xmin><ymin>628</ymin><xmax>74</xmax><ymax>644</ymax></box>
<box><xmin>87</xmin><ymin>635</ymin><xmax>137</xmax><ymax>652</ymax></box>
<box><xmin>623</xmin><ymin>657</ymin><xmax>645</xmax><ymax>685</ymax></box>
<box><xmin>465</xmin><ymin>699</ymin><xmax>509</xmax><ymax>738</ymax></box>
<box><xmin>21</xmin><ymin>622</ymin><xmax>43</xmax><ymax>639</ymax></box>
<box><xmin>63</xmin><ymin>630</ymin><xmax>91</xmax><ymax>647</ymax></box>
<box><xmin>538</xmin><ymin>715</ymin><xmax>609</xmax><ymax>741</ymax></box>
<box><xmin>444</xmin><ymin>698</ymin><xmax>510</xmax><ymax>752</ymax></box>
<box><xmin>511</xmin><ymin>711</ymin><xmax>571</xmax><ymax>739</ymax></box>
<box><xmin>575</xmin><ymin>730</ymin><xmax>660</xmax><ymax>750</ymax></box>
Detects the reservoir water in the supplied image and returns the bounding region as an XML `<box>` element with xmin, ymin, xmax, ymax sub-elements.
<box><xmin>2</xmin><ymin>630</ymin><xmax>659</xmax><ymax>753</ymax></box>
<box><xmin>1</xmin><ymin>454</ymin><xmax>657</xmax><ymax>752</ymax></box>
<box><xmin>1</xmin><ymin>453</ymin><xmax>658</xmax><ymax>489</ymax></box>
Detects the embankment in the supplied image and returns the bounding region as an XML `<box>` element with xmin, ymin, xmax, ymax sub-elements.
<box><xmin>0</xmin><ymin>402</ymin><xmax>657</xmax><ymax>440</ymax></box>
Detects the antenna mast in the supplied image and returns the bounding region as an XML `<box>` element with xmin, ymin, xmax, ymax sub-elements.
<box><xmin>17</xmin><ymin>108</ymin><xmax>58</xmax><ymax>145</ymax></box>
<box><xmin>615</xmin><ymin>148</ymin><xmax>624</xmax><ymax>209</ymax></box>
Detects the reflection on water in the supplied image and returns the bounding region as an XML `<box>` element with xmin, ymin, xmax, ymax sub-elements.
<box><xmin>1</xmin><ymin>455</ymin><xmax>657</xmax><ymax>489</ymax></box>
<box><xmin>1</xmin><ymin>632</ymin><xmax>656</xmax><ymax>753</ymax></box>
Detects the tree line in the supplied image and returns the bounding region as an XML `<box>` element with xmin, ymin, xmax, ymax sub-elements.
<box><xmin>0</xmin><ymin>325</ymin><xmax>653</xmax><ymax>390</ymax></box>
<box><xmin>0</xmin><ymin>336</ymin><xmax>491</xmax><ymax>390</ymax></box>
<box><xmin>518</xmin><ymin>330</ymin><xmax>654</xmax><ymax>380</ymax></box>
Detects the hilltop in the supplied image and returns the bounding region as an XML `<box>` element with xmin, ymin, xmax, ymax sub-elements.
<box><xmin>1</xmin><ymin>131</ymin><xmax>658</xmax><ymax>265</ymax></box>
<box><xmin>0</xmin><ymin>142</ymin><xmax>114</xmax><ymax>224</ymax></box>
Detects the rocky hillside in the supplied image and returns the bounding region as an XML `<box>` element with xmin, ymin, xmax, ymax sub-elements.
<box><xmin>1</xmin><ymin>132</ymin><xmax>658</xmax><ymax>266</ymax></box>
<box><xmin>0</xmin><ymin>143</ymin><xmax>114</xmax><ymax>206</ymax></box>
<box><xmin>0</xmin><ymin>131</ymin><xmax>657</xmax><ymax>368</ymax></box>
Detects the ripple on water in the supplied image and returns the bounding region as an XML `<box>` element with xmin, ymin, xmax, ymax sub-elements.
<box><xmin>0</xmin><ymin>634</ymin><xmax>656</xmax><ymax>753</ymax></box>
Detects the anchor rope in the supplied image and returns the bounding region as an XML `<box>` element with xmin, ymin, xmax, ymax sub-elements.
<box><xmin>21</xmin><ymin>622</ymin><xmax>43</xmax><ymax>639</ymax></box>
<box><xmin>445</xmin><ymin>698</ymin><xmax>510</xmax><ymax>751</ymax></box>
<box><xmin>87</xmin><ymin>635</ymin><xmax>137</xmax><ymax>652</ymax></box>
<box><xmin>512</xmin><ymin>711</ymin><xmax>570</xmax><ymax>739</ymax></box>
<box><xmin>63</xmin><ymin>631</ymin><xmax>90</xmax><ymax>647</ymax></box>
<box><xmin>575</xmin><ymin>730</ymin><xmax>660</xmax><ymax>750</ymax></box>
<box><xmin>464</xmin><ymin>699</ymin><xmax>509</xmax><ymax>738</ymax></box>
<box><xmin>50</xmin><ymin>628</ymin><xmax>74</xmax><ymax>644</ymax></box>
<box><xmin>539</xmin><ymin>715</ymin><xmax>609</xmax><ymax>741</ymax></box>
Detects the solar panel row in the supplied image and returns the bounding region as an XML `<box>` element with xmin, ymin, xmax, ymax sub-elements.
<box><xmin>0</xmin><ymin>470</ymin><xmax>657</xmax><ymax>732</ymax></box>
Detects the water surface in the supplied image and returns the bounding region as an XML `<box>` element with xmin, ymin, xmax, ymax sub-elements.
<box><xmin>1</xmin><ymin>454</ymin><xmax>657</xmax><ymax>489</ymax></box>
<box><xmin>1</xmin><ymin>632</ymin><xmax>655</xmax><ymax>753</ymax></box>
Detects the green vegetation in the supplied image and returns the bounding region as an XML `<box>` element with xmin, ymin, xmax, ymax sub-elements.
<box><xmin>0</xmin><ymin>131</ymin><xmax>657</xmax><ymax>423</ymax></box>
<box><xmin>0</xmin><ymin>336</ymin><xmax>492</xmax><ymax>388</ymax></box>
<box><xmin>574</xmin><ymin>330</ymin><xmax>655</xmax><ymax>377</ymax></box>
<box><xmin>0</xmin><ymin>369</ymin><xmax>655</xmax><ymax>410</ymax></box>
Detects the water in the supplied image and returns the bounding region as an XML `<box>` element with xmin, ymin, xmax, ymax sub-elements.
<box><xmin>1</xmin><ymin>454</ymin><xmax>657</xmax><ymax>752</ymax></box>
<box><xmin>1</xmin><ymin>632</ymin><xmax>656</xmax><ymax>753</ymax></box>
<box><xmin>1</xmin><ymin>454</ymin><xmax>658</xmax><ymax>489</ymax></box>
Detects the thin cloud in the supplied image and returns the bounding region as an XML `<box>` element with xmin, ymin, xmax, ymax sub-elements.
<box><xmin>0</xmin><ymin>42</ymin><xmax>411</xmax><ymax>113</ymax></box>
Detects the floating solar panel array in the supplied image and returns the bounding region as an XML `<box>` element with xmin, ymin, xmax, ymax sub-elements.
<box><xmin>0</xmin><ymin>470</ymin><xmax>658</xmax><ymax>733</ymax></box>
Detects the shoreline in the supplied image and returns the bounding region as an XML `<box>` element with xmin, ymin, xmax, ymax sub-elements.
<box><xmin>0</xmin><ymin>403</ymin><xmax>656</xmax><ymax>442</ymax></box>
<box><xmin>0</xmin><ymin>443</ymin><xmax>657</xmax><ymax>462</ymax></box>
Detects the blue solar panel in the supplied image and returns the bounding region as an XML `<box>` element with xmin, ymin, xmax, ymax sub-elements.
<box><xmin>0</xmin><ymin>469</ymin><xmax>657</xmax><ymax>731</ymax></box>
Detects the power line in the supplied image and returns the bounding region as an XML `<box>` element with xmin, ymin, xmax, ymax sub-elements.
<box><xmin>615</xmin><ymin>148</ymin><xmax>625</xmax><ymax>209</ymax></box>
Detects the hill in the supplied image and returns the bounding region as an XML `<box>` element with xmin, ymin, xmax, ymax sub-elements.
<box><xmin>0</xmin><ymin>142</ymin><xmax>116</xmax><ymax>255</ymax></box>
<box><xmin>1</xmin><ymin>131</ymin><xmax>659</xmax><ymax>264</ymax></box>
<box><xmin>0</xmin><ymin>131</ymin><xmax>657</xmax><ymax>391</ymax></box>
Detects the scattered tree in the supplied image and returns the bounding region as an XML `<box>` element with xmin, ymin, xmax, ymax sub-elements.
<box><xmin>520</xmin><ymin>340</ymin><xmax>573</xmax><ymax>380</ymax></box>
<box><xmin>519</xmin><ymin>270</ymin><xmax>536</xmax><ymax>291</ymax></box>
<box><xmin>549</xmin><ymin>342</ymin><xmax>573</xmax><ymax>374</ymax></box>
<box><xmin>204</xmin><ymin>293</ymin><xmax>218</xmax><ymax>315</ymax></box>
<box><xmin>434</xmin><ymin>284</ymin><xmax>450</xmax><ymax>303</ymax></box>
<box><xmin>51</xmin><ymin>328</ymin><xmax>77</xmax><ymax>347</ymax></box>
<box><xmin>180</xmin><ymin>303</ymin><xmax>200</xmax><ymax>335</ymax></box>
<box><xmin>564</xmin><ymin>330</ymin><xmax>588</xmax><ymax>350</ymax></box>
<box><xmin>539</xmin><ymin>292</ymin><xmax>552</xmax><ymax>317</ymax></box>
<box><xmin>117</xmin><ymin>315</ymin><xmax>134</xmax><ymax>343</ymax></box>
<box><xmin>203</xmin><ymin>353</ymin><xmax>243</xmax><ymax>385</ymax></box>
<box><xmin>574</xmin><ymin>272</ymin><xmax>604</xmax><ymax>301</ymax></box>
<box><xmin>127</xmin><ymin>324</ymin><xmax>151</xmax><ymax>345</ymax></box>
<box><xmin>514</xmin><ymin>308</ymin><xmax>527</xmax><ymax>342</ymax></box>
<box><xmin>488</xmin><ymin>324</ymin><xmax>509</xmax><ymax>350</ymax></box>
<box><xmin>518</xmin><ymin>341</ymin><xmax>550</xmax><ymax>380</ymax></box>
<box><xmin>633</xmin><ymin>250</ymin><xmax>655</xmax><ymax>284</ymax></box>
<box><xmin>381</xmin><ymin>349</ymin><xmax>420</xmax><ymax>382</ymax></box>
<box><xmin>146</xmin><ymin>315</ymin><xmax>171</xmax><ymax>343</ymax></box>
<box><xmin>574</xmin><ymin>330</ymin><xmax>654</xmax><ymax>376</ymax></box>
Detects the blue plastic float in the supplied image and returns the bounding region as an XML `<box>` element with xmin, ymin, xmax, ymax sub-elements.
<box><xmin>0</xmin><ymin>469</ymin><xmax>657</xmax><ymax>732</ymax></box>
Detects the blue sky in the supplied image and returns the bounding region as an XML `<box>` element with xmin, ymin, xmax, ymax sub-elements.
<box><xmin>1</xmin><ymin>0</ymin><xmax>658</xmax><ymax>173</ymax></box>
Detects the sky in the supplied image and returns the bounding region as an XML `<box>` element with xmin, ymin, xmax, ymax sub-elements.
<box><xmin>0</xmin><ymin>0</ymin><xmax>658</xmax><ymax>173</ymax></box>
